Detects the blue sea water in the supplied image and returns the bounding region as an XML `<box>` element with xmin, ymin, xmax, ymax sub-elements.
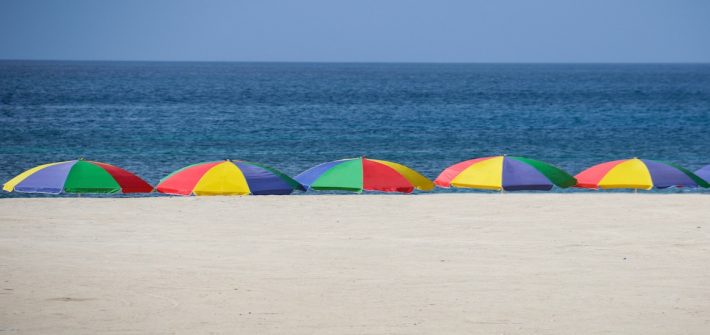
<box><xmin>1</xmin><ymin>61</ymin><xmax>709</xmax><ymax>196</ymax></box>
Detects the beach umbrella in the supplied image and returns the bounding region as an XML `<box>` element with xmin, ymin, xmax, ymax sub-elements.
<box><xmin>695</xmin><ymin>165</ymin><xmax>710</xmax><ymax>183</ymax></box>
<box><xmin>2</xmin><ymin>159</ymin><xmax>153</xmax><ymax>194</ymax></box>
<box><xmin>156</xmin><ymin>160</ymin><xmax>304</xmax><ymax>195</ymax></box>
<box><xmin>295</xmin><ymin>157</ymin><xmax>434</xmax><ymax>193</ymax></box>
<box><xmin>435</xmin><ymin>155</ymin><xmax>576</xmax><ymax>191</ymax></box>
<box><xmin>575</xmin><ymin>158</ymin><xmax>708</xmax><ymax>190</ymax></box>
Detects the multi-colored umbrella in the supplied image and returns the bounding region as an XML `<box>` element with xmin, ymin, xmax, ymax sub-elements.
<box><xmin>435</xmin><ymin>156</ymin><xmax>576</xmax><ymax>191</ymax></box>
<box><xmin>295</xmin><ymin>157</ymin><xmax>434</xmax><ymax>193</ymax></box>
<box><xmin>575</xmin><ymin>158</ymin><xmax>708</xmax><ymax>190</ymax></box>
<box><xmin>3</xmin><ymin>159</ymin><xmax>153</xmax><ymax>194</ymax></box>
<box><xmin>156</xmin><ymin>160</ymin><xmax>304</xmax><ymax>195</ymax></box>
<box><xmin>695</xmin><ymin>165</ymin><xmax>710</xmax><ymax>183</ymax></box>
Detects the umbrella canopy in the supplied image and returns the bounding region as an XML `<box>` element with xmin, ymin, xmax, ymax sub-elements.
<box><xmin>695</xmin><ymin>165</ymin><xmax>710</xmax><ymax>183</ymax></box>
<box><xmin>295</xmin><ymin>157</ymin><xmax>434</xmax><ymax>193</ymax></box>
<box><xmin>3</xmin><ymin>159</ymin><xmax>153</xmax><ymax>194</ymax></box>
<box><xmin>575</xmin><ymin>158</ymin><xmax>708</xmax><ymax>190</ymax></box>
<box><xmin>156</xmin><ymin>160</ymin><xmax>304</xmax><ymax>195</ymax></box>
<box><xmin>435</xmin><ymin>155</ymin><xmax>576</xmax><ymax>191</ymax></box>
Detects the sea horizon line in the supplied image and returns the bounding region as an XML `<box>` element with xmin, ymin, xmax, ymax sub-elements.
<box><xmin>1</xmin><ymin>59</ymin><xmax>709</xmax><ymax>65</ymax></box>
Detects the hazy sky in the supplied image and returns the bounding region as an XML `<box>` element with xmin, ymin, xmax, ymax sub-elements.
<box><xmin>1</xmin><ymin>0</ymin><xmax>708</xmax><ymax>62</ymax></box>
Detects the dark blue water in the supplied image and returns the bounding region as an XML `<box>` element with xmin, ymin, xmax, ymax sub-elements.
<box><xmin>1</xmin><ymin>61</ymin><xmax>709</xmax><ymax>196</ymax></box>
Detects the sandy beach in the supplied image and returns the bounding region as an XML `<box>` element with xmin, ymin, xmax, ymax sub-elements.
<box><xmin>0</xmin><ymin>194</ymin><xmax>708</xmax><ymax>334</ymax></box>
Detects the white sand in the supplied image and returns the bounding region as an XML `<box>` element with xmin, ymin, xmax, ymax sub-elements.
<box><xmin>0</xmin><ymin>194</ymin><xmax>709</xmax><ymax>334</ymax></box>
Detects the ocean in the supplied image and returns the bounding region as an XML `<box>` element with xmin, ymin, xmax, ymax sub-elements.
<box><xmin>1</xmin><ymin>61</ymin><xmax>709</xmax><ymax>196</ymax></box>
